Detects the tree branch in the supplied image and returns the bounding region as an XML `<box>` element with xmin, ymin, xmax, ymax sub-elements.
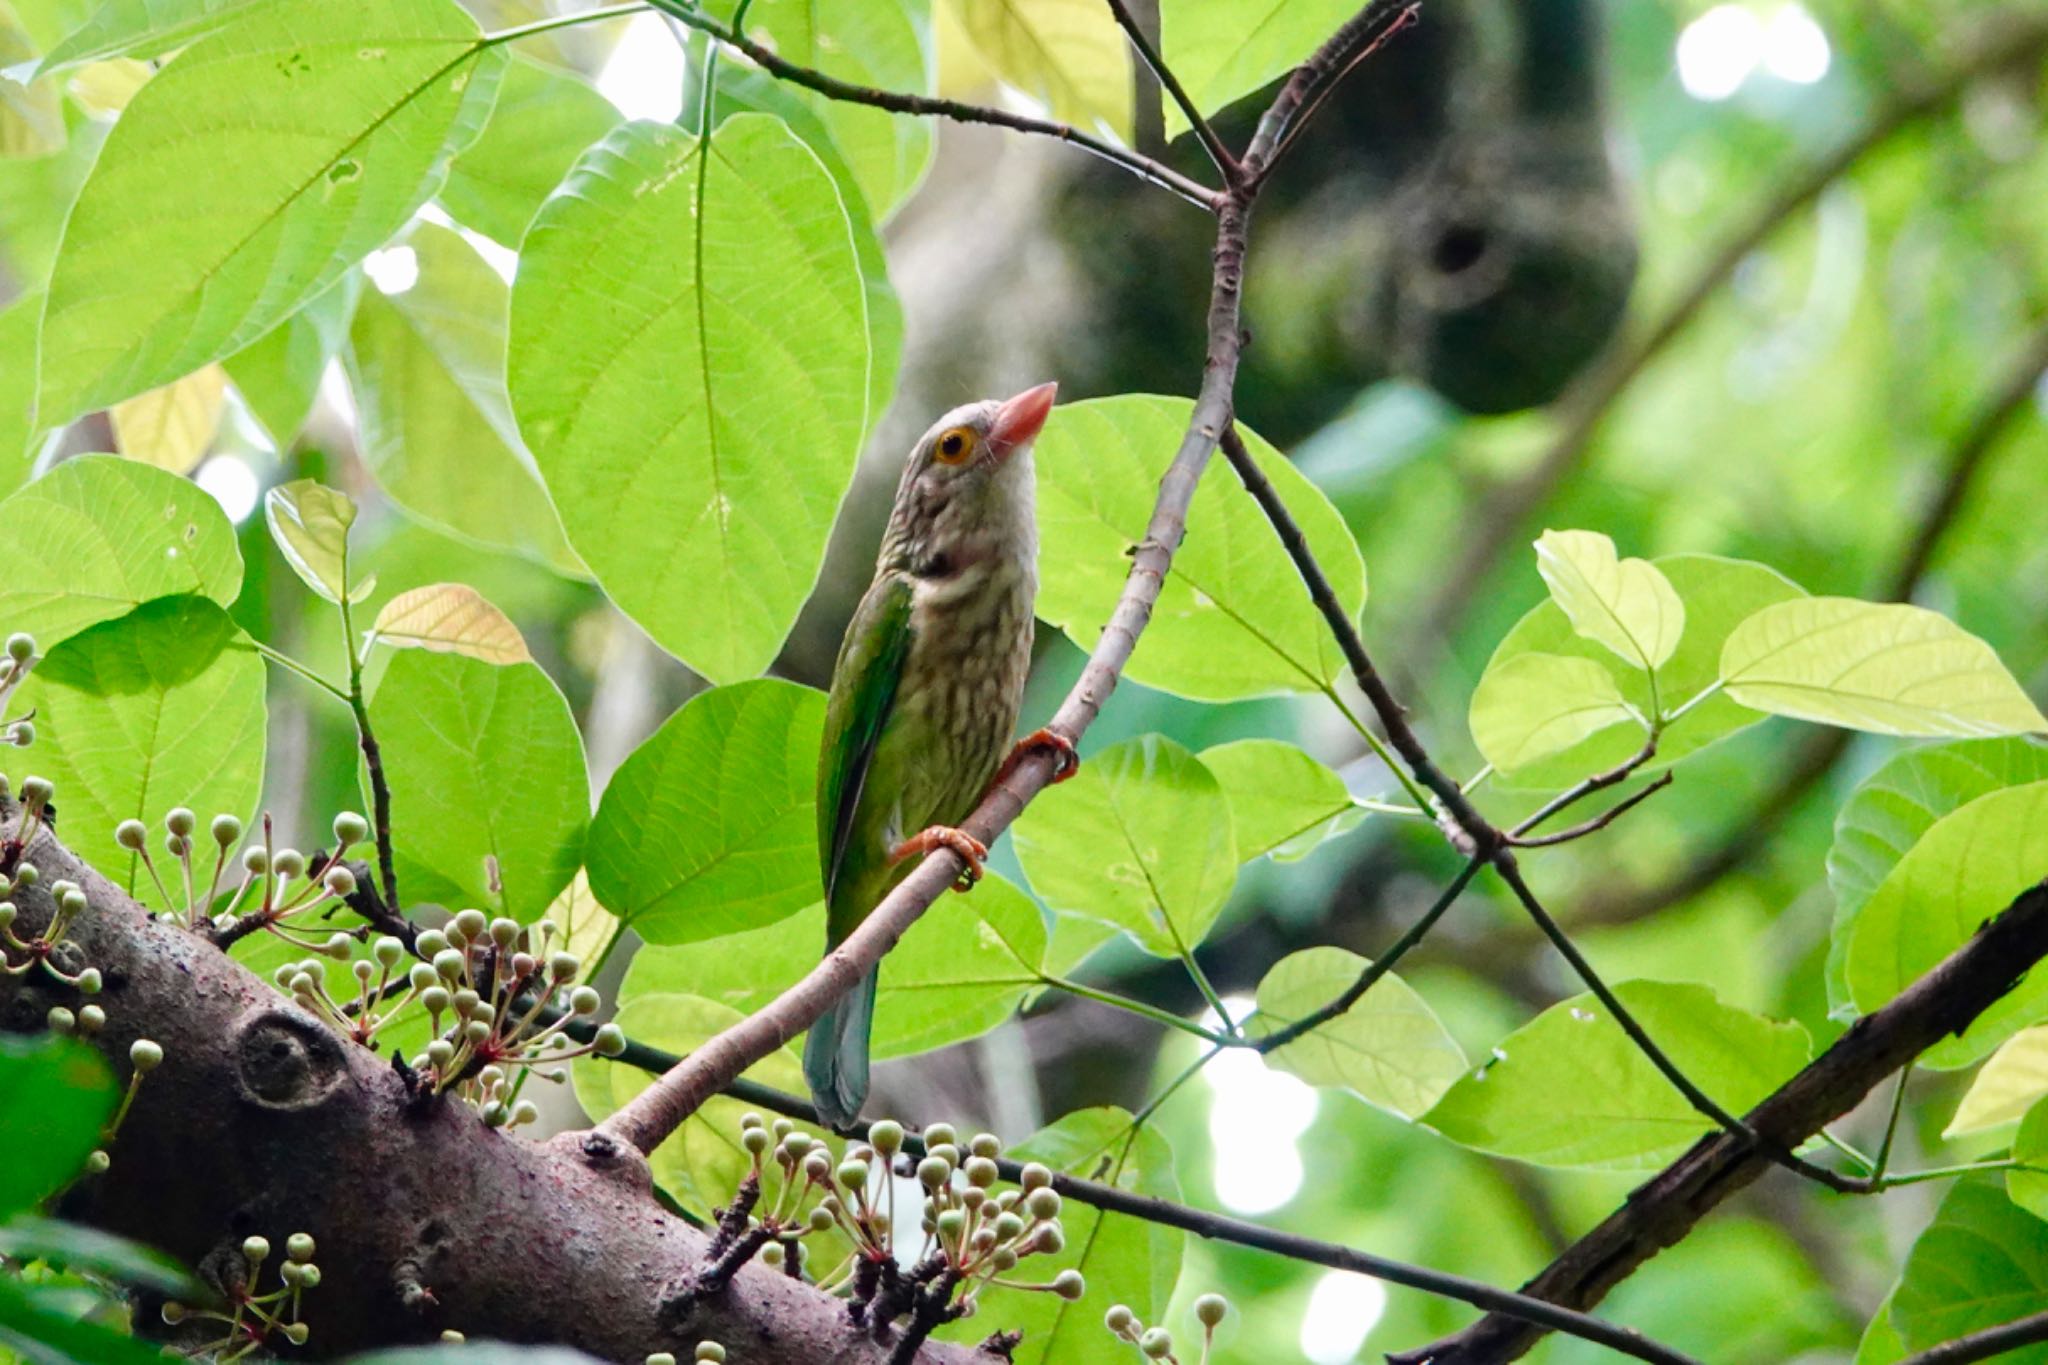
<box><xmin>1403</xmin><ymin>10</ymin><xmax>2048</xmax><ymax>662</ymax></box>
<box><xmin>1896</xmin><ymin>1309</ymin><xmax>2048</xmax><ymax>1365</ymax></box>
<box><xmin>595</xmin><ymin>0</ymin><xmax>1407</xmax><ymax>1163</ymax></box>
<box><xmin>1100</xmin><ymin>0</ymin><xmax>1239</xmax><ymax>183</ymax></box>
<box><xmin>1394</xmin><ymin>877</ymin><xmax>2048</xmax><ymax>1363</ymax></box>
<box><xmin>640</xmin><ymin>0</ymin><xmax>1223</xmax><ymax>211</ymax></box>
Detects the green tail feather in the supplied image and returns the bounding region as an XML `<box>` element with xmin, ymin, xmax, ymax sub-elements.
<box><xmin>804</xmin><ymin>965</ymin><xmax>877</xmax><ymax>1130</ymax></box>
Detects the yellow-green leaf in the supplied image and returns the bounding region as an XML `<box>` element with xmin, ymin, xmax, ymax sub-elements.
<box><xmin>370</xmin><ymin>582</ymin><xmax>530</xmax><ymax>665</ymax></box>
<box><xmin>1947</xmin><ymin>1025</ymin><xmax>2048</xmax><ymax>1138</ymax></box>
<box><xmin>109</xmin><ymin>363</ymin><xmax>224</xmax><ymax>474</ymax></box>
<box><xmin>264</xmin><ymin>478</ymin><xmax>357</xmax><ymax>605</ymax></box>
<box><xmin>1254</xmin><ymin>946</ymin><xmax>1467</xmax><ymax>1118</ymax></box>
<box><xmin>1469</xmin><ymin>651</ymin><xmax>1641</xmax><ymax>774</ymax></box>
<box><xmin>1721</xmin><ymin>598</ymin><xmax>2047</xmax><ymax>737</ymax></box>
<box><xmin>953</xmin><ymin>0</ymin><xmax>1131</xmax><ymax>138</ymax></box>
<box><xmin>1534</xmin><ymin>529</ymin><xmax>1685</xmax><ymax>672</ymax></box>
<box><xmin>1158</xmin><ymin>0</ymin><xmax>1353</xmax><ymax>136</ymax></box>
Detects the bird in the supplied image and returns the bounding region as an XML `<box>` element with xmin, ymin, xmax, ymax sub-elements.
<box><xmin>805</xmin><ymin>382</ymin><xmax>1077</xmax><ymax>1129</ymax></box>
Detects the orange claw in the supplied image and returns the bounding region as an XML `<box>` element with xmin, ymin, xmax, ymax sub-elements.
<box><xmin>991</xmin><ymin>727</ymin><xmax>1080</xmax><ymax>794</ymax></box>
<box><xmin>892</xmin><ymin>825</ymin><xmax>988</xmax><ymax>893</ymax></box>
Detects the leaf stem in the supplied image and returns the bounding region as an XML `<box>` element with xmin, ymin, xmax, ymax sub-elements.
<box><xmin>482</xmin><ymin>1</ymin><xmax>645</xmax><ymax>47</ymax></box>
<box><xmin>1036</xmin><ymin>972</ymin><xmax>1233</xmax><ymax>1046</ymax></box>
<box><xmin>338</xmin><ymin>591</ymin><xmax>400</xmax><ymax>921</ymax></box>
<box><xmin>246</xmin><ymin>641</ymin><xmax>349</xmax><ymax>703</ymax></box>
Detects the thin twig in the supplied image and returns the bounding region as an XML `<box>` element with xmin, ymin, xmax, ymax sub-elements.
<box><xmin>1101</xmin><ymin>0</ymin><xmax>1239</xmax><ymax>183</ymax></box>
<box><xmin>1507</xmin><ymin>771</ymin><xmax>1672</xmax><ymax>849</ymax></box>
<box><xmin>640</xmin><ymin>0</ymin><xmax>1222</xmax><ymax>211</ymax></box>
<box><xmin>1896</xmin><ymin>1311</ymin><xmax>2048</xmax><ymax>1365</ymax></box>
<box><xmin>1509</xmin><ymin>733</ymin><xmax>1659</xmax><ymax>840</ymax></box>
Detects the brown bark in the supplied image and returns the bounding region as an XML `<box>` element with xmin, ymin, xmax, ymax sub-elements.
<box><xmin>0</xmin><ymin>802</ymin><xmax>981</xmax><ymax>1364</ymax></box>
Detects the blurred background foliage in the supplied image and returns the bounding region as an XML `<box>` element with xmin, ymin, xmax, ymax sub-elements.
<box><xmin>2</xmin><ymin>0</ymin><xmax>2046</xmax><ymax>1360</ymax></box>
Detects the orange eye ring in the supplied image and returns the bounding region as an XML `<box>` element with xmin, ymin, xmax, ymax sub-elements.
<box><xmin>935</xmin><ymin>427</ymin><xmax>977</xmax><ymax>464</ymax></box>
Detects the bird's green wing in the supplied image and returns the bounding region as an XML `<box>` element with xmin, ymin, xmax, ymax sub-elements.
<box><xmin>818</xmin><ymin>573</ymin><xmax>915</xmax><ymax>921</ymax></box>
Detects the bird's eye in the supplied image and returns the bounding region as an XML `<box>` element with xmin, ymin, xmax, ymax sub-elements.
<box><xmin>935</xmin><ymin>427</ymin><xmax>977</xmax><ymax>464</ymax></box>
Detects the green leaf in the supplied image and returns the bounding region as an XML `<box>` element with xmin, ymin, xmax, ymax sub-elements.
<box><xmin>955</xmin><ymin>1108</ymin><xmax>1180</xmax><ymax>1365</ymax></box>
<box><xmin>1468</xmin><ymin>651</ymin><xmax>1641</xmax><ymax>775</ymax></box>
<box><xmin>2009</xmin><ymin>1096</ymin><xmax>2048</xmax><ymax>1223</ymax></box>
<box><xmin>1721</xmin><ymin>598</ymin><xmax>2048</xmax><ymax>737</ymax></box>
<box><xmin>438</xmin><ymin>53</ymin><xmax>618</xmax><ymax>246</ymax></box>
<box><xmin>717</xmin><ymin>0</ymin><xmax>934</xmax><ymax>219</ymax></box>
<box><xmin>1845</xmin><ymin>781</ymin><xmax>2048</xmax><ymax>1069</ymax></box>
<box><xmin>0</xmin><ymin>1217</ymin><xmax>197</xmax><ymax>1298</ymax></box>
<box><xmin>35</xmin><ymin>0</ymin><xmax>506</xmax><ymax>422</ymax></box>
<box><xmin>571</xmin><ymin>993</ymin><xmax>817</xmax><ymax>1217</ymax></box>
<box><xmin>1892</xmin><ymin>1177</ymin><xmax>2048</xmax><ymax>1362</ymax></box>
<box><xmin>0</xmin><ymin>1269</ymin><xmax>167</xmax><ymax>1365</ymax></box>
<box><xmin>0</xmin><ymin>1035</ymin><xmax>115</xmax><ymax>1217</ymax></box>
<box><xmin>2</xmin><ymin>291</ymin><xmax>41</xmax><ymax>469</ymax></box>
<box><xmin>1423</xmin><ymin>981</ymin><xmax>1810</xmax><ymax>1170</ymax></box>
<box><xmin>618</xmin><ymin>871</ymin><xmax>1045</xmax><ymax>1059</ymax></box>
<box><xmin>1950</xmin><ymin>1026</ymin><xmax>2048</xmax><ymax>1138</ymax></box>
<box><xmin>32</xmin><ymin>0</ymin><xmax>266</xmax><ymax>74</ymax></box>
<box><xmin>366</xmin><ymin>650</ymin><xmax>586</xmax><ymax>921</ymax></box>
<box><xmin>1854</xmin><ymin>1291</ymin><xmax>1907</xmax><ymax>1365</ymax></box>
<box><xmin>222</xmin><ymin>273</ymin><xmax>361</xmax><ymax>451</ymax></box>
<box><xmin>1253</xmin><ymin>946</ymin><xmax>1467</xmax><ymax>1118</ymax></box>
<box><xmin>0</xmin><ymin>453</ymin><xmax>241</xmax><ymax>649</ymax></box>
<box><xmin>1035</xmin><ymin>396</ymin><xmax>1367</xmax><ymax>701</ymax></box>
<box><xmin>1533</xmin><ymin>529</ymin><xmax>1685</xmax><ymax>672</ymax></box>
<box><xmin>1473</xmin><ymin>554</ymin><xmax>1806</xmax><ymax>790</ymax></box>
<box><xmin>264</xmin><ymin>478</ymin><xmax>359</xmax><ymax>605</ymax></box>
<box><xmin>586</xmin><ymin>679</ymin><xmax>824</xmax><ymax>945</ymax></box>
<box><xmin>3</xmin><ymin>596</ymin><xmax>265</xmax><ymax>892</ymax></box>
<box><xmin>346</xmin><ymin>221</ymin><xmax>578</xmax><ymax>574</ymax></box>
<box><xmin>1014</xmin><ymin>734</ymin><xmax>1236</xmax><ymax>959</ymax></box>
<box><xmin>509</xmin><ymin>115</ymin><xmax>871</xmax><ymax>683</ymax></box>
<box><xmin>1199</xmin><ymin>737</ymin><xmax>1362</xmax><ymax>862</ymax></box>
<box><xmin>1826</xmin><ymin>739</ymin><xmax>2048</xmax><ymax>1018</ymax></box>
<box><xmin>954</xmin><ymin>0</ymin><xmax>1130</xmax><ymax>139</ymax></box>
<box><xmin>1158</xmin><ymin>0</ymin><xmax>1353</xmax><ymax>135</ymax></box>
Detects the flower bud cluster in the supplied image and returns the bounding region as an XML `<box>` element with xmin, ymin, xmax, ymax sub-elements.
<box><xmin>1</xmin><ymin>873</ymin><xmax>99</xmax><ymax>991</ymax></box>
<box><xmin>1105</xmin><ymin>1292</ymin><xmax>1230</xmax><ymax>1364</ymax></box>
<box><xmin>0</xmin><ymin>632</ymin><xmax>36</xmax><ymax>749</ymax></box>
<box><xmin>142</xmin><ymin>807</ymin><xmax>364</xmax><ymax>940</ymax></box>
<box><xmin>163</xmin><ymin>1230</ymin><xmax>320</xmax><ymax>1356</ymax></box>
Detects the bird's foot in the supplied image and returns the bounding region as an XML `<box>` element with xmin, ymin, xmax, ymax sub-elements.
<box><xmin>892</xmin><ymin>826</ymin><xmax>988</xmax><ymax>893</ymax></box>
<box><xmin>992</xmin><ymin>727</ymin><xmax>1081</xmax><ymax>792</ymax></box>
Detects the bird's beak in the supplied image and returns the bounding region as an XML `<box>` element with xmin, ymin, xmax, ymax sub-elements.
<box><xmin>987</xmin><ymin>381</ymin><xmax>1058</xmax><ymax>460</ymax></box>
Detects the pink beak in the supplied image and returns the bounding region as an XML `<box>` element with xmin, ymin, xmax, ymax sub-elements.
<box><xmin>987</xmin><ymin>381</ymin><xmax>1058</xmax><ymax>458</ymax></box>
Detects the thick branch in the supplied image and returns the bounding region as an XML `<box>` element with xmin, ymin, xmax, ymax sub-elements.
<box><xmin>641</xmin><ymin>0</ymin><xmax>1222</xmax><ymax>210</ymax></box>
<box><xmin>1405</xmin><ymin>10</ymin><xmax>2048</xmax><ymax>659</ymax></box>
<box><xmin>596</xmin><ymin>0</ymin><xmax>1413</xmax><ymax>1161</ymax></box>
<box><xmin>0</xmin><ymin>804</ymin><xmax>976</xmax><ymax>1363</ymax></box>
<box><xmin>1395</xmin><ymin>877</ymin><xmax>2048</xmax><ymax>1364</ymax></box>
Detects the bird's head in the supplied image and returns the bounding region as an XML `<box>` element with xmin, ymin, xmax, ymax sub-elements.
<box><xmin>882</xmin><ymin>382</ymin><xmax>1056</xmax><ymax>577</ymax></box>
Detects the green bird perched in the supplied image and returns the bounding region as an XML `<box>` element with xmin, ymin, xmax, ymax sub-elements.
<box><xmin>806</xmin><ymin>382</ymin><xmax>1077</xmax><ymax>1128</ymax></box>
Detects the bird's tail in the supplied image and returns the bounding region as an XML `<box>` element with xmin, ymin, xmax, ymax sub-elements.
<box><xmin>804</xmin><ymin>964</ymin><xmax>878</xmax><ymax>1130</ymax></box>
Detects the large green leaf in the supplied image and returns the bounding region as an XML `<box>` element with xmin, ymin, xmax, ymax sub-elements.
<box><xmin>1158</xmin><ymin>0</ymin><xmax>1352</xmax><ymax>135</ymax></box>
<box><xmin>366</xmin><ymin>650</ymin><xmax>586</xmax><ymax>920</ymax></box>
<box><xmin>510</xmin><ymin>115</ymin><xmax>871</xmax><ymax>684</ymax></box>
<box><xmin>1</xmin><ymin>291</ymin><xmax>39</xmax><ymax>469</ymax></box>
<box><xmin>1253</xmin><ymin>947</ymin><xmax>1467</xmax><ymax>1118</ymax></box>
<box><xmin>1473</xmin><ymin>554</ymin><xmax>1806</xmax><ymax>790</ymax></box>
<box><xmin>954</xmin><ymin>0</ymin><xmax>1130</xmax><ymax>139</ymax></box>
<box><xmin>0</xmin><ymin>1035</ymin><xmax>114</xmax><ymax>1217</ymax></box>
<box><xmin>1826</xmin><ymin>739</ymin><xmax>2048</xmax><ymax>1016</ymax></box>
<box><xmin>0</xmin><ymin>454</ymin><xmax>240</xmax><ymax>648</ymax></box>
<box><xmin>1424</xmin><ymin>981</ymin><xmax>1811</xmax><ymax>1170</ymax></box>
<box><xmin>571</xmin><ymin>993</ymin><xmax>817</xmax><ymax>1218</ymax></box>
<box><xmin>346</xmin><ymin>220</ymin><xmax>577</xmax><ymax>573</ymax></box>
<box><xmin>1721</xmin><ymin>598</ymin><xmax>2048</xmax><ymax>737</ymax></box>
<box><xmin>1844</xmin><ymin>781</ymin><xmax>2048</xmax><ymax>1068</ymax></box>
<box><xmin>950</xmin><ymin>1108</ymin><xmax>1180</xmax><ymax>1365</ymax></box>
<box><xmin>222</xmin><ymin>272</ymin><xmax>360</xmax><ymax>451</ymax></box>
<box><xmin>617</xmin><ymin>871</ymin><xmax>1044</xmax><ymax>1059</ymax></box>
<box><xmin>1014</xmin><ymin>734</ymin><xmax>1236</xmax><ymax>959</ymax></box>
<box><xmin>586</xmin><ymin>679</ymin><xmax>824</xmax><ymax>944</ymax></box>
<box><xmin>1035</xmin><ymin>396</ymin><xmax>1366</xmax><ymax>701</ymax></box>
<box><xmin>716</xmin><ymin>0</ymin><xmax>933</xmax><ymax>219</ymax></box>
<box><xmin>1468</xmin><ymin>651</ymin><xmax>1641</xmax><ymax>775</ymax></box>
<box><xmin>438</xmin><ymin>52</ymin><xmax>618</xmax><ymax>246</ymax></box>
<box><xmin>1533</xmin><ymin>529</ymin><xmax>1685</xmax><ymax>673</ymax></box>
<box><xmin>1199</xmin><ymin>737</ymin><xmax>1362</xmax><ymax>862</ymax></box>
<box><xmin>1891</xmin><ymin>1177</ymin><xmax>2048</xmax><ymax>1363</ymax></box>
<box><xmin>3</xmin><ymin>595</ymin><xmax>265</xmax><ymax>891</ymax></box>
<box><xmin>34</xmin><ymin>0</ymin><xmax>505</xmax><ymax>423</ymax></box>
